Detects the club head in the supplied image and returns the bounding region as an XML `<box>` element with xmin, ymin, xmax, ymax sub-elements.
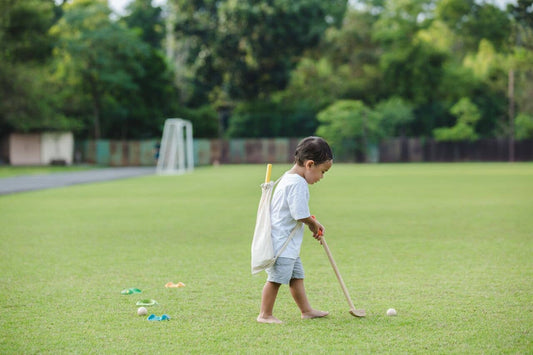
<box><xmin>349</xmin><ymin>309</ymin><xmax>366</xmax><ymax>318</ymax></box>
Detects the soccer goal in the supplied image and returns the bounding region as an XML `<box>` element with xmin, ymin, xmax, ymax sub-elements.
<box><xmin>156</xmin><ymin>118</ymin><xmax>194</xmax><ymax>175</ymax></box>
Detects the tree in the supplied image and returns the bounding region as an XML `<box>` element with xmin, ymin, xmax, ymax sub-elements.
<box><xmin>374</xmin><ymin>97</ymin><xmax>414</xmax><ymax>137</ymax></box>
<box><xmin>50</xmin><ymin>0</ymin><xmax>149</xmax><ymax>139</ymax></box>
<box><xmin>366</xmin><ymin>0</ymin><xmax>452</xmax><ymax>137</ymax></box>
<box><xmin>177</xmin><ymin>105</ymin><xmax>219</xmax><ymax>139</ymax></box>
<box><xmin>276</xmin><ymin>58</ymin><xmax>347</xmax><ymax>112</ymax></box>
<box><xmin>122</xmin><ymin>0</ymin><xmax>165</xmax><ymax>50</ymax></box>
<box><xmin>436</xmin><ymin>0</ymin><xmax>511</xmax><ymax>53</ymax></box>
<box><xmin>168</xmin><ymin>0</ymin><xmax>348</xmax><ymax>105</ymax></box>
<box><xmin>316</xmin><ymin>100</ymin><xmax>381</xmax><ymax>161</ymax></box>
<box><xmin>272</xmin><ymin>5</ymin><xmax>385</xmax><ymax>140</ymax></box>
<box><xmin>104</xmin><ymin>49</ymin><xmax>181</xmax><ymax>139</ymax></box>
<box><xmin>433</xmin><ymin>98</ymin><xmax>480</xmax><ymax>141</ymax></box>
<box><xmin>514</xmin><ymin>113</ymin><xmax>533</xmax><ymax>140</ymax></box>
<box><xmin>279</xmin><ymin>7</ymin><xmax>383</xmax><ymax>108</ymax></box>
<box><xmin>0</xmin><ymin>0</ymin><xmax>56</xmax><ymax>63</ymax></box>
<box><xmin>0</xmin><ymin>0</ymin><xmax>76</xmax><ymax>134</ymax></box>
<box><xmin>378</xmin><ymin>42</ymin><xmax>448</xmax><ymax>106</ymax></box>
<box><xmin>508</xmin><ymin>0</ymin><xmax>533</xmax><ymax>36</ymax></box>
<box><xmin>226</xmin><ymin>98</ymin><xmax>316</xmax><ymax>138</ymax></box>
<box><xmin>0</xmin><ymin>63</ymin><xmax>78</xmax><ymax>133</ymax></box>
<box><xmin>506</xmin><ymin>0</ymin><xmax>533</xmax><ymax>159</ymax></box>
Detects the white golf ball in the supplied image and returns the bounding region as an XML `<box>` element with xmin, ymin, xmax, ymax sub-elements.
<box><xmin>386</xmin><ymin>308</ymin><xmax>397</xmax><ymax>316</ymax></box>
<box><xmin>137</xmin><ymin>307</ymin><xmax>148</xmax><ymax>316</ymax></box>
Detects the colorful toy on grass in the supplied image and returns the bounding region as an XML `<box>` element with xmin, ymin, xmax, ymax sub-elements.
<box><xmin>121</xmin><ymin>288</ymin><xmax>141</xmax><ymax>295</ymax></box>
<box><xmin>165</xmin><ymin>282</ymin><xmax>185</xmax><ymax>288</ymax></box>
<box><xmin>147</xmin><ymin>314</ymin><xmax>170</xmax><ymax>321</ymax></box>
<box><xmin>136</xmin><ymin>299</ymin><xmax>158</xmax><ymax>306</ymax></box>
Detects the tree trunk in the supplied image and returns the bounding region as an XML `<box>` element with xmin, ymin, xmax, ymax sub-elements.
<box><xmin>88</xmin><ymin>76</ymin><xmax>102</xmax><ymax>140</ymax></box>
<box><xmin>362</xmin><ymin>110</ymin><xmax>368</xmax><ymax>162</ymax></box>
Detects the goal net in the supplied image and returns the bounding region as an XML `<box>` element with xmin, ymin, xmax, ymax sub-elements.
<box><xmin>156</xmin><ymin>118</ymin><xmax>194</xmax><ymax>175</ymax></box>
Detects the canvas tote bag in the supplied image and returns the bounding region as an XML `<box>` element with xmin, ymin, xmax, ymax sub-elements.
<box><xmin>251</xmin><ymin>165</ymin><xmax>302</xmax><ymax>274</ymax></box>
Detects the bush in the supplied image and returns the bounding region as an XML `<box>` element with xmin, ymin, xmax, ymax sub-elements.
<box><xmin>180</xmin><ymin>105</ymin><xmax>219</xmax><ymax>138</ymax></box>
<box><xmin>316</xmin><ymin>100</ymin><xmax>380</xmax><ymax>161</ymax></box>
<box><xmin>515</xmin><ymin>113</ymin><xmax>533</xmax><ymax>140</ymax></box>
<box><xmin>433</xmin><ymin>98</ymin><xmax>480</xmax><ymax>141</ymax></box>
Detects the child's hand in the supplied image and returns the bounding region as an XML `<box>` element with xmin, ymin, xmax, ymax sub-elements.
<box><xmin>308</xmin><ymin>216</ymin><xmax>324</xmax><ymax>242</ymax></box>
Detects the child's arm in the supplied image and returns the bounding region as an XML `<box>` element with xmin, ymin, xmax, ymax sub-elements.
<box><xmin>299</xmin><ymin>216</ymin><xmax>324</xmax><ymax>241</ymax></box>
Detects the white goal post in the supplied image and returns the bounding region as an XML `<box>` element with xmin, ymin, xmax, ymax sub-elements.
<box><xmin>156</xmin><ymin>118</ymin><xmax>194</xmax><ymax>175</ymax></box>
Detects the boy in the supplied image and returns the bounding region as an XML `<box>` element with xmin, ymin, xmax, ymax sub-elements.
<box><xmin>257</xmin><ymin>136</ymin><xmax>333</xmax><ymax>324</ymax></box>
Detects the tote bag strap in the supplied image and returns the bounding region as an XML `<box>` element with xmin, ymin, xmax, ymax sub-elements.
<box><xmin>274</xmin><ymin>222</ymin><xmax>304</xmax><ymax>259</ymax></box>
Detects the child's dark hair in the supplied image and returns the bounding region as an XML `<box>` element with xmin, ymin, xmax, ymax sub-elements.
<box><xmin>294</xmin><ymin>136</ymin><xmax>333</xmax><ymax>166</ymax></box>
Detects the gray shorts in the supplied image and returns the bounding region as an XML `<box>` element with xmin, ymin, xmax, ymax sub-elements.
<box><xmin>266</xmin><ymin>257</ymin><xmax>305</xmax><ymax>285</ymax></box>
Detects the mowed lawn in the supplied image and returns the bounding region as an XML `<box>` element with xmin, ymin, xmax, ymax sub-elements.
<box><xmin>0</xmin><ymin>166</ymin><xmax>93</xmax><ymax>178</ymax></box>
<box><xmin>0</xmin><ymin>163</ymin><xmax>531</xmax><ymax>354</ymax></box>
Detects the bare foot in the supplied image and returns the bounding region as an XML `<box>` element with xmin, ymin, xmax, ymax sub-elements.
<box><xmin>257</xmin><ymin>315</ymin><xmax>283</xmax><ymax>324</ymax></box>
<box><xmin>301</xmin><ymin>310</ymin><xmax>329</xmax><ymax>319</ymax></box>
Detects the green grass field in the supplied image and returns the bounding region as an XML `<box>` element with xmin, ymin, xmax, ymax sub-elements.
<box><xmin>0</xmin><ymin>163</ymin><xmax>531</xmax><ymax>354</ymax></box>
<box><xmin>0</xmin><ymin>165</ymin><xmax>93</xmax><ymax>178</ymax></box>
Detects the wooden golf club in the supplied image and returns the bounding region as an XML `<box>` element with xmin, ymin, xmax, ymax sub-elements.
<box><xmin>313</xmin><ymin>217</ymin><xmax>366</xmax><ymax>318</ymax></box>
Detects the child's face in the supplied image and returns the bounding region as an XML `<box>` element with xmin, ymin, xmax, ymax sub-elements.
<box><xmin>304</xmin><ymin>160</ymin><xmax>332</xmax><ymax>184</ymax></box>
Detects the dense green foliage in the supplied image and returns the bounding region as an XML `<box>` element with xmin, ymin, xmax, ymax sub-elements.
<box><xmin>316</xmin><ymin>98</ymin><xmax>416</xmax><ymax>160</ymax></box>
<box><xmin>515</xmin><ymin>112</ymin><xmax>533</xmax><ymax>139</ymax></box>
<box><xmin>0</xmin><ymin>164</ymin><xmax>531</xmax><ymax>353</ymax></box>
<box><xmin>0</xmin><ymin>0</ymin><xmax>73</xmax><ymax>133</ymax></box>
<box><xmin>0</xmin><ymin>0</ymin><xmax>532</xmax><ymax>142</ymax></box>
<box><xmin>169</xmin><ymin>0</ymin><xmax>346</xmax><ymax>105</ymax></box>
<box><xmin>433</xmin><ymin>98</ymin><xmax>481</xmax><ymax>141</ymax></box>
<box><xmin>317</xmin><ymin>100</ymin><xmax>379</xmax><ymax>160</ymax></box>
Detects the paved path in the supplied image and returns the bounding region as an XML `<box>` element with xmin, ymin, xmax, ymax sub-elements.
<box><xmin>0</xmin><ymin>167</ymin><xmax>155</xmax><ymax>195</ymax></box>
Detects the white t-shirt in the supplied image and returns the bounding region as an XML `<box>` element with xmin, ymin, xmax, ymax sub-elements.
<box><xmin>271</xmin><ymin>173</ymin><xmax>310</xmax><ymax>259</ymax></box>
